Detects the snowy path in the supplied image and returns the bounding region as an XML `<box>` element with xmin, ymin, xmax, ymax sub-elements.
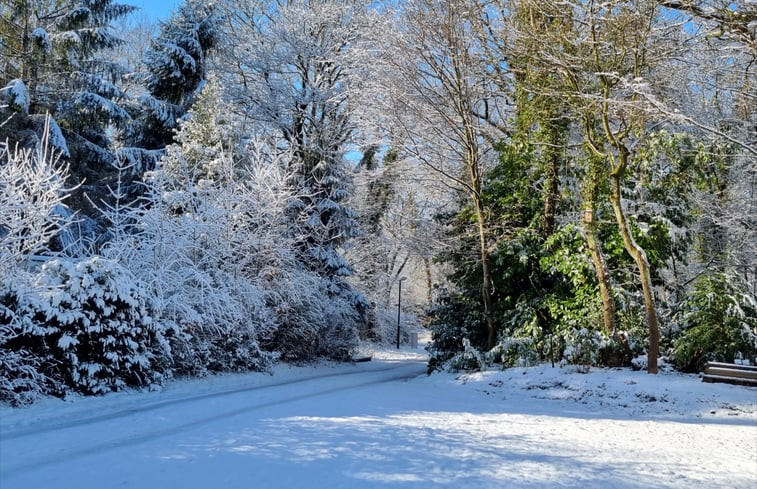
<box><xmin>1</xmin><ymin>360</ymin><xmax>424</xmax><ymax>442</ymax></box>
<box><xmin>1</xmin><ymin>349</ymin><xmax>756</xmax><ymax>489</ymax></box>
<box><xmin>1</xmin><ymin>360</ymin><xmax>426</xmax><ymax>483</ymax></box>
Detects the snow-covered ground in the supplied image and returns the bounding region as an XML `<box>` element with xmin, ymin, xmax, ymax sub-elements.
<box><xmin>1</xmin><ymin>341</ymin><xmax>755</xmax><ymax>489</ymax></box>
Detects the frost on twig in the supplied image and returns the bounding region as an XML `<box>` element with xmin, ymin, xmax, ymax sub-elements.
<box><xmin>0</xmin><ymin>116</ymin><xmax>74</xmax><ymax>274</ymax></box>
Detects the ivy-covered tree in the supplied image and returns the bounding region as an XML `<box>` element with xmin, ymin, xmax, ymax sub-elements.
<box><xmin>427</xmin><ymin>0</ymin><xmax>721</xmax><ymax>373</ymax></box>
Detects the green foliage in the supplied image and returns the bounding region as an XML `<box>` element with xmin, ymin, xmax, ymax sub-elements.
<box><xmin>539</xmin><ymin>224</ymin><xmax>604</xmax><ymax>333</ymax></box>
<box><xmin>484</xmin><ymin>142</ymin><xmax>543</xmax><ymax>231</ymax></box>
<box><xmin>672</xmin><ymin>272</ymin><xmax>757</xmax><ymax>373</ymax></box>
<box><xmin>426</xmin><ymin>291</ymin><xmax>486</xmax><ymax>373</ymax></box>
<box><xmin>497</xmin><ymin>336</ymin><xmax>540</xmax><ymax>368</ymax></box>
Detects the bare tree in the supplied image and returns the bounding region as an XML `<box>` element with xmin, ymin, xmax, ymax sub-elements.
<box><xmin>0</xmin><ymin>116</ymin><xmax>72</xmax><ymax>274</ymax></box>
<box><xmin>362</xmin><ymin>0</ymin><xmax>509</xmax><ymax>349</ymax></box>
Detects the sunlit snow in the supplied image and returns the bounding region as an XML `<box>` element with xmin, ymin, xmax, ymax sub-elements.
<box><xmin>1</xmin><ymin>341</ymin><xmax>755</xmax><ymax>489</ymax></box>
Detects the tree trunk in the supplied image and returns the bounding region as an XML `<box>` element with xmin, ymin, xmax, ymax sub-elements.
<box><xmin>423</xmin><ymin>256</ymin><xmax>433</xmax><ymax>306</ymax></box>
<box><xmin>582</xmin><ymin>208</ymin><xmax>616</xmax><ymax>336</ymax></box>
<box><xmin>609</xmin><ymin>158</ymin><xmax>660</xmax><ymax>374</ymax></box>
<box><xmin>467</xmin><ymin>129</ymin><xmax>496</xmax><ymax>350</ymax></box>
<box><xmin>475</xmin><ymin>195</ymin><xmax>496</xmax><ymax>350</ymax></box>
<box><xmin>581</xmin><ymin>149</ymin><xmax>616</xmax><ymax>336</ymax></box>
<box><xmin>541</xmin><ymin>123</ymin><xmax>562</xmax><ymax>237</ymax></box>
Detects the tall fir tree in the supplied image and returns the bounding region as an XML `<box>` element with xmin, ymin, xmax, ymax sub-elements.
<box><xmin>1</xmin><ymin>0</ymin><xmax>135</xmax><ymax>167</ymax></box>
<box><xmin>128</xmin><ymin>0</ymin><xmax>217</xmax><ymax>153</ymax></box>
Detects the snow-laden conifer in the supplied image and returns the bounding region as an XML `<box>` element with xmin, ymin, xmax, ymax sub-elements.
<box><xmin>1</xmin><ymin>1</ymin><xmax>136</xmax><ymax>169</ymax></box>
<box><xmin>127</xmin><ymin>0</ymin><xmax>218</xmax><ymax>153</ymax></box>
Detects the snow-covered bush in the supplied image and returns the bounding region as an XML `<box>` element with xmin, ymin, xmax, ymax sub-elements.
<box><xmin>262</xmin><ymin>269</ymin><xmax>359</xmax><ymax>362</ymax></box>
<box><xmin>497</xmin><ymin>336</ymin><xmax>540</xmax><ymax>368</ymax></box>
<box><xmin>561</xmin><ymin>328</ymin><xmax>605</xmax><ymax>370</ymax></box>
<box><xmin>101</xmin><ymin>168</ymin><xmax>272</xmax><ymax>374</ymax></box>
<box><xmin>447</xmin><ymin>338</ymin><xmax>488</xmax><ymax>372</ymax></box>
<box><xmin>558</xmin><ymin>328</ymin><xmax>632</xmax><ymax>370</ymax></box>
<box><xmin>0</xmin><ymin>281</ymin><xmax>54</xmax><ymax>405</ymax></box>
<box><xmin>426</xmin><ymin>292</ymin><xmax>485</xmax><ymax>372</ymax></box>
<box><xmin>1</xmin><ymin>258</ymin><xmax>170</xmax><ymax>397</ymax></box>
<box><xmin>0</xmin><ymin>123</ymin><xmax>81</xmax><ymax>404</ymax></box>
<box><xmin>102</xmin><ymin>126</ymin><xmax>286</xmax><ymax>373</ymax></box>
<box><xmin>672</xmin><ymin>272</ymin><xmax>757</xmax><ymax>372</ymax></box>
<box><xmin>318</xmin><ymin>287</ymin><xmax>361</xmax><ymax>360</ymax></box>
<box><xmin>0</xmin><ymin>346</ymin><xmax>48</xmax><ymax>406</ymax></box>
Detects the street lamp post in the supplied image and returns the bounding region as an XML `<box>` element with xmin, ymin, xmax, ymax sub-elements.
<box><xmin>396</xmin><ymin>277</ymin><xmax>407</xmax><ymax>349</ymax></box>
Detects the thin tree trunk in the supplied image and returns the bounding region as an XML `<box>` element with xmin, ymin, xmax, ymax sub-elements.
<box><xmin>475</xmin><ymin>196</ymin><xmax>496</xmax><ymax>350</ymax></box>
<box><xmin>583</xmin><ymin>208</ymin><xmax>616</xmax><ymax>336</ymax></box>
<box><xmin>609</xmin><ymin>154</ymin><xmax>660</xmax><ymax>374</ymax></box>
<box><xmin>581</xmin><ymin>148</ymin><xmax>616</xmax><ymax>336</ymax></box>
<box><xmin>423</xmin><ymin>256</ymin><xmax>433</xmax><ymax>306</ymax></box>
<box><xmin>467</xmin><ymin>134</ymin><xmax>496</xmax><ymax>350</ymax></box>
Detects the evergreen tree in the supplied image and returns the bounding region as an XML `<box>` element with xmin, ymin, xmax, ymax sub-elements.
<box><xmin>128</xmin><ymin>0</ymin><xmax>218</xmax><ymax>153</ymax></box>
<box><xmin>1</xmin><ymin>0</ymin><xmax>135</xmax><ymax>167</ymax></box>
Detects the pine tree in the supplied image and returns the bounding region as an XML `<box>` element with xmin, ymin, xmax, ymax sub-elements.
<box><xmin>1</xmin><ymin>0</ymin><xmax>136</xmax><ymax>168</ymax></box>
<box><xmin>129</xmin><ymin>0</ymin><xmax>218</xmax><ymax>152</ymax></box>
<box><xmin>160</xmin><ymin>75</ymin><xmax>233</xmax><ymax>183</ymax></box>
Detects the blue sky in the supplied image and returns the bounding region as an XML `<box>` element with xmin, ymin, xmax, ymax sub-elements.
<box><xmin>132</xmin><ymin>0</ymin><xmax>179</xmax><ymax>21</ymax></box>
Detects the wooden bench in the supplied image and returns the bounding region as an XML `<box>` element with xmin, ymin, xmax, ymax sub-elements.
<box><xmin>702</xmin><ymin>362</ymin><xmax>757</xmax><ymax>387</ymax></box>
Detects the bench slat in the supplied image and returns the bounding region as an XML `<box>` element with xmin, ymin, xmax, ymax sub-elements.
<box><xmin>705</xmin><ymin>361</ymin><xmax>757</xmax><ymax>373</ymax></box>
<box><xmin>702</xmin><ymin>373</ymin><xmax>757</xmax><ymax>387</ymax></box>
<box><xmin>704</xmin><ymin>366</ymin><xmax>757</xmax><ymax>380</ymax></box>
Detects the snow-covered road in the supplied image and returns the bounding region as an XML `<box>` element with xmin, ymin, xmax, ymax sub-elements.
<box><xmin>1</xmin><ymin>347</ymin><xmax>755</xmax><ymax>489</ymax></box>
<box><xmin>1</xmin><ymin>359</ymin><xmax>426</xmax><ymax>483</ymax></box>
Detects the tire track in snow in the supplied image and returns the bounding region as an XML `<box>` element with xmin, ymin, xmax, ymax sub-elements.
<box><xmin>2</xmin><ymin>361</ymin><xmax>420</xmax><ymax>441</ymax></box>
<box><xmin>1</xmin><ymin>361</ymin><xmax>426</xmax><ymax>479</ymax></box>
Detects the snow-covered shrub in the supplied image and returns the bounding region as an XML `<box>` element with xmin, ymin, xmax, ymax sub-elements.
<box><xmin>672</xmin><ymin>272</ymin><xmax>757</xmax><ymax>373</ymax></box>
<box><xmin>0</xmin><ymin>125</ymin><xmax>80</xmax><ymax>403</ymax></box>
<box><xmin>263</xmin><ymin>269</ymin><xmax>359</xmax><ymax>362</ymax></box>
<box><xmin>101</xmin><ymin>136</ymin><xmax>282</xmax><ymax>373</ymax></box>
<box><xmin>101</xmin><ymin>171</ymin><xmax>272</xmax><ymax>374</ymax></box>
<box><xmin>0</xmin><ymin>346</ymin><xmax>48</xmax><ymax>406</ymax></box>
<box><xmin>497</xmin><ymin>336</ymin><xmax>540</xmax><ymax>368</ymax></box>
<box><xmin>426</xmin><ymin>291</ymin><xmax>484</xmax><ymax>372</ymax></box>
<box><xmin>559</xmin><ymin>328</ymin><xmax>631</xmax><ymax>370</ymax></box>
<box><xmin>2</xmin><ymin>257</ymin><xmax>170</xmax><ymax>396</ymax></box>
<box><xmin>447</xmin><ymin>338</ymin><xmax>487</xmax><ymax>372</ymax></box>
<box><xmin>561</xmin><ymin>328</ymin><xmax>606</xmax><ymax>370</ymax></box>
<box><xmin>0</xmin><ymin>282</ymin><xmax>55</xmax><ymax>405</ymax></box>
<box><xmin>165</xmin><ymin>318</ymin><xmax>269</xmax><ymax>376</ymax></box>
<box><xmin>318</xmin><ymin>286</ymin><xmax>361</xmax><ymax>360</ymax></box>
